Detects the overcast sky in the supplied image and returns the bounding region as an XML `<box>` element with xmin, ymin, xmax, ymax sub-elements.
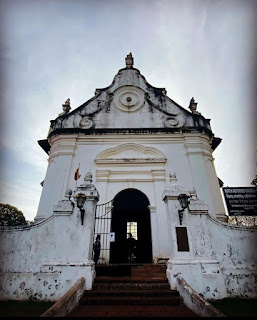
<box><xmin>0</xmin><ymin>0</ymin><xmax>256</xmax><ymax>221</ymax></box>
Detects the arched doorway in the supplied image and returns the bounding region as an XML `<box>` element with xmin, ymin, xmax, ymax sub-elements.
<box><xmin>110</xmin><ymin>189</ymin><xmax>153</xmax><ymax>264</ymax></box>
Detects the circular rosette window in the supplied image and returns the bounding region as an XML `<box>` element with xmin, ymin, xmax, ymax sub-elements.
<box><xmin>80</xmin><ymin>116</ymin><xmax>93</xmax><ymax>129</ymax></box>
<box><xmin>113</xmin><ymin>86</ymin><xmax>144</xmax><ymax>112</ymax></box>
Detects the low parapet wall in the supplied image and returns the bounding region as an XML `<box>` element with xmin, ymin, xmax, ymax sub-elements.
<box><xmin>40</xmin><ymin>277</ymin><xmax>85</xmax><ymax>317</ymax></box>
<box><xmin>176</xmin><ymin>276</ymin><xmax>225</xmax><ymax>317</ymax></box>
<box><xmin>0</xmin><ymin>212</ymin><xmax>96</xmax><ymax>300</ymax></box>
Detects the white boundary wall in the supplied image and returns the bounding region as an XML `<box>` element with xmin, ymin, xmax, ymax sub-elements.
<box><xmin>0</xmin><ymin>200</ymin><xmax>96</xmax><ymax>301</ymax></box>
<box><xmin>0</xmin><ymin>181</ymin><xmax>256</xmax><ymax>301</ymax></box>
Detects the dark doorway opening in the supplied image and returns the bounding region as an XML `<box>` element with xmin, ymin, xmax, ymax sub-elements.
<box><xmin>110</xmin><ymin>189</ymin><xmax>153</xmax><ymax>264</ymax></box>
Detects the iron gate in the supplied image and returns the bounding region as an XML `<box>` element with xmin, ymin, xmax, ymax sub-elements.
<box><xmin>93</xmin><ymin>199</ymin><xmax>113</xmax><ymax>264</ymax></box>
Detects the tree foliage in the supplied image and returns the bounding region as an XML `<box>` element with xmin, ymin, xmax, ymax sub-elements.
<box><xmin>0</xmin><ymin>203</ymin><xmax>27</xmax><ymax>226</ymax></box>
<box><xmin>228</xmin><ymin>216</ymin><xmax>257</xmax><ymax>226</ymax></box>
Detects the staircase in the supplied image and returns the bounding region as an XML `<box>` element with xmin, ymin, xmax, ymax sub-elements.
<box><xmin>66</xmin><ymin>265</ymin><xmax>199</xmax><ymax>317</ymax></box>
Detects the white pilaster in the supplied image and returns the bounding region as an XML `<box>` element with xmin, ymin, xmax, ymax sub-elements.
<box><xmin>35</xmin><ymin>135</ymin><xmax>76</xmax><ymax>222</ymax></box>
<box><xmin>184</xmin><ymin>134</ymin><xmax>218</xmax><ymax>218</ymax></box>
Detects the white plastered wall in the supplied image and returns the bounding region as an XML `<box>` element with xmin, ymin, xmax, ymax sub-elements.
<box><xmin>35</xmin><ymin>132</ymin><xmax>226</xmax><ymax>261</ymax></box>
<box><xmin>0</xmin><ymin>209</ymin><xmax>96</xmax><ymax>301</ymax></box>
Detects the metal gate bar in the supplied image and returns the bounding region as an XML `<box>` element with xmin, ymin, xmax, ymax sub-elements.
<box><xmin>93</xmin><ymin>199</ymin><xmax>113</xmax><ymax>265</ymax></box>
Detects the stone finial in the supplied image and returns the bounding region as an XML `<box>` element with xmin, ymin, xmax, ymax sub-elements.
<box><xmin>64</xmin><ymin>189</ymin><xmax>72</xmax><ymax>199</ymax></box>
<box><xmin>53</xmin><ymin>188</ymin><xmax>74</xmax><ymax>214</ymax></box>
<box><xmin>84</xmin><ymin>172</ymin><xmax>93</xmax><ymax>185</ymax></box>
<box><xmin>59</xmin><ymin>98</ymin><xmax>71</xmax><ymax>116</ymax></box>
<box><xmin>63</xmin><ymin>98</ymin><xmax>71</xmax><ymax>112</ymax></box>
<box><xmin>189</xmin><ymin>188</ymin><xmax>197</xmax><ymax>200</ymax></box>
<box><xmin>162</xmin><ymin>172</ymin><xmax>190</xmax><ymax>202</ymax></box>
<box><xmin>189</xmin><ymin>97</ymin><xmax>199</xmax><ymax>114</ymax></box>
<box><xmin>169</xmin><ymin>172</ymin><xmax>178</xmax><ymax>185</ymax></box>
<box><xmin>75</xmin><ymin>171</ymin><xmax>99</xmax><ymax>202</ymax></box>
<box><xmin>125</xmin><ymin>53</ymin><xmax>134</xmax><ymax>68</ymax></box>
<box><xmin>188</xmin><ymin>187</ymin><xmax>209</xmax><ymax>214</ymax></box>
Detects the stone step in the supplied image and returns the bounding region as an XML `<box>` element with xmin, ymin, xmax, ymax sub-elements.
<box><xmin>93</xmin><ymin>282</ymin><xmax>171</xmax><ymax>290</ymax></box>
<box><xmin>132</xmin><ymin>265</ymin><xmax>166</xmax><ymax>272</ymax></box>
<box><xmin>67</xmin><ymin>304</ymin><xmax>199</xmax><ymax>317</ymax></box>
<box><xmin>94</xmin><ymin>278</ymin><xmax>168</xmax><ymax>283</ymax></box>
<box><xmin>95</xmin><ymin>265</ymin><xmax>167</xmax><ymax>277</ymax></box>
<box><xmin>96</xmin><ymin>265</ymin><xmax>131</xmax><ymax>276</ymax></box>
<box><xmin>66</xmin><ymin>264</ymin><xmax>199</xmax><ymax>317</ymax></box>
<box><xmin>79</xmin><ymin>295</ymin><xmax>182</xmax><ymax>306</ymax></box>
<box><xmin>83</xmin><ymin>289</ymin><xmax>179</xmax><ymax>297</ymax></box>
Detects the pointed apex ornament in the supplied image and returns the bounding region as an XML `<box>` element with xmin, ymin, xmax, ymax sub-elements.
<box><xmin>125</xmin><ymin>53</ymin><xmax>134</xmax><ymax>68</ymax></box>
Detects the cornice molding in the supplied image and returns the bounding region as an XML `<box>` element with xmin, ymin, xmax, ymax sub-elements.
<box><xmin>48</xmin><ymin>127</ymin><xmax>214</xmax><ymax>140</ymax></box>
<box><xmin>48</xmin><ymin>136</ymin><xmax>77</xmax><ymax>159</ymax></box>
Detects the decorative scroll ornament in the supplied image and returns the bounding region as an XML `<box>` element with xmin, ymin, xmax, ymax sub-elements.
<box><xmin>164</xmin><ymin>117</ymin><xmax>179</xmax><ymax>127</ymax></box>
<box><xmin>80</xmin><ymin>116</ymin><xmax>93</xmax><ymax>129</ymax></box>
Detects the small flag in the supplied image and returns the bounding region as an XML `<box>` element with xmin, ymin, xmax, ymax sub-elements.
<box><xmin>74</xmin><ymin>166</ymin><xmax>81</xmax><ymax>180</ymax></box>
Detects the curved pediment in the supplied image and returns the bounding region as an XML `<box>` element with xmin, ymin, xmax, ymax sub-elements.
<box><xmin>95</xmin><ymin>143</ymin><xmax>167</xmax><ymax>165</ymax></box>
<box><xmin>46</xmin><ymin>54</ymin><xmax>215</xmax><ymax>147</ymax></box>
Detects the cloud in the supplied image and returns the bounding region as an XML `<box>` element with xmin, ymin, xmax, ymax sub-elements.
<box><xmin>0</xmin><ymin>0</ymin><xmax>256</xmax><ymax>220</ymax></box>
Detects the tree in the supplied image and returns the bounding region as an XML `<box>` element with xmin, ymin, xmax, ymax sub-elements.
<box><xmin>228</xmin><ymin>216</ymin><xmax>257</xmax><ymax>226</ymax></box>
<box><xmin>0</xmin><ymin>203</ymin><xmax>28</xmax><ymax>226</ymax></box>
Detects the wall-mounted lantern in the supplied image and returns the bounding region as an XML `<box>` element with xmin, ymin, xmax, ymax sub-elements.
<box><xmin>178</xmin><ymin>194</ymin><xmax>190</xmax><ymax>225</ymax></box>
<box><xmin>75</xmin><ymin>193</ymin><xmax>86</xmax><ymax>225</ymax></box>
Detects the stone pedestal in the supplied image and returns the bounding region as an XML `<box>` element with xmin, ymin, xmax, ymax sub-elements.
<box><xmin>72</xmin><ymin>172</ymin><xmax>99</xmax><ymax>288</ymax></box>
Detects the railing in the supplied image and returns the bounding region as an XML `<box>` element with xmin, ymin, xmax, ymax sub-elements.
<box><xmin>93</xmin><ymin>199</ymin><xmax>113</xmax><ymax>264</ymax></box>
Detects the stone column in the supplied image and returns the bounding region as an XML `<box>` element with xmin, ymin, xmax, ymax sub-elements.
<box><xmin>152</xmin><ymin>169</ymin><xmax>169</xmax><ymax>262</ymax></box>
<box><xmin>95</xmin><ymin>169</ymin><xmax>110</xmax><ymax>203</ymax></box>
<box><xmin>148</xmin><ymin>205</ymin><xmax>159</xmax><ymax>263</ymax></box>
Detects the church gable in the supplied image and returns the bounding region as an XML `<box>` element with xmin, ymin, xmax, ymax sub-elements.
<box><xmin>49</xmin><ymin>54</ymin><xmax>211</xmax><ymax>134</ymax></box>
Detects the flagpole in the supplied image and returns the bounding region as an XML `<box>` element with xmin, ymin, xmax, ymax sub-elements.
<box><xmin>76</xmin><ymin>163</ymin><xmax>80</xmax><ymax>189</ymax></box>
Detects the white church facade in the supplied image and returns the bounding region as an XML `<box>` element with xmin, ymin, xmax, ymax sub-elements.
<box><xmin>0</xmin><ymin>54</ymin><xmax>256</xmax><ymax>302</ymax></box>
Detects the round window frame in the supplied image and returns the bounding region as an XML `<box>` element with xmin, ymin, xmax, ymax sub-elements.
<box><xmin>113</xmin><ymin>86</ymin><xmax>144</xmax><ymax>112</ymax></box>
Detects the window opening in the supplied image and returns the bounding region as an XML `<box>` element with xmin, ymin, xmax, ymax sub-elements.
<box><xmin>176</xmin><ymin>227</ymin><xmax>190</xmax><ymax>252</ymax></box>
<box><xmin>127</xmin><ymin>221</ymin><xmax>138</xmax><ymax>240</ymax></box>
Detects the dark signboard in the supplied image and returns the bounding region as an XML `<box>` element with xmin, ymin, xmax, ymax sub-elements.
<box><xmin>222</xmin><ymin>187</ymin><xmax>257</xmax><ymax>216</ymax></box>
